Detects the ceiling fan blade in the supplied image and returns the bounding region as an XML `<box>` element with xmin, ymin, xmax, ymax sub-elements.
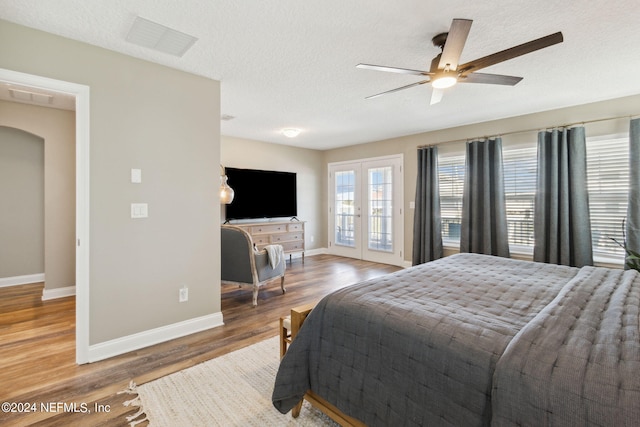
<box><xmin>459</xmin><ymin>72</ymin><xmax>523</xmax><ymax>86</ymax></box>
<box><xmin>438</xmin><ymin>19</ymin><xmax>473</xmax><ymax>70</ymax></box>
<box><xmin>356</xmin><ymin>63</ymin><xmax>431</xmax><ymax>76</ymax></box>
<box><xmin>430</xmin><ymin>88</ymin><xmax>444</xmax><ymax>105</ymax></box>
<box><xmin>458</xmin><ymin>32</ymin><xmax>563</xmax><ymax>74</ymax></box>
<box><xmin>365</xmin><ymin>79</ymin><xmax>430</xmax><ymax>99</ymax></box>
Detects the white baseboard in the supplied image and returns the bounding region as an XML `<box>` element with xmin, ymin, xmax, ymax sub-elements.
<box><xmin>0</xmin><ymin>273</ymin><xmax>45</xmax><ymax>288</ymax></box>
<box><xmin>300</xmin><ymin>247</ymin><xmax>328</xmax><ymax>257</ymax></box>
<box><xmin>42</xmin><ymin>285</ymin><xmax>76</xmax><ymax>301</ymax></box>
<box><xmin>87</xmin><ymin>312</ymin><xmax>225</xmax><ymax>363</ymax></box>
<box><xmin>313</xmin><ymin>249</ymin><xmax>410</xmax><ymax>268</ymax></box>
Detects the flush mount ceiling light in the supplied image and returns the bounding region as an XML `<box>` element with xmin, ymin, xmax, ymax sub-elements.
<box><xmin>126</xmin><ymin>16</ymin><xmax>198</xmax><ymax>57</ymax></box>
<box><xmin>282</xmin><ymin>128</ymin><xmax>301</xmax><ymax>138</ymax></box>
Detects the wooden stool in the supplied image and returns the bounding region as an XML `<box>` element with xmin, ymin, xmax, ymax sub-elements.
<box><xmin>279</xmin><ymin>303</ymin><xmax>315</xmax><ymax>358</ymax></box>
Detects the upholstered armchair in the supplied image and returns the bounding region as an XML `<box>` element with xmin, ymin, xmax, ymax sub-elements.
<box><xmin>221</xmin><ymin>225</ymin><xmax>286</xmax><ymax>306</ymax></box>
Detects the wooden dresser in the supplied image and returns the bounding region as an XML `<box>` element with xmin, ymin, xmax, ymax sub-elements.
<box><xmin>235</xmin><ymin>221</ymin><xmax>305</xmax><ymax>263</ymax></box>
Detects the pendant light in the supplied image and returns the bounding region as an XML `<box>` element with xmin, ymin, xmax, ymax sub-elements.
<box><xmin>219</xmin><ymin>164</ymin><xmax>235</xmax><ymax>204</ymax></box>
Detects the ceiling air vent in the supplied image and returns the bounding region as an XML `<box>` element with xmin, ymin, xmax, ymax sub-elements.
<box><xmin>9</xmin><ymin>88</ymin><xmax>53</xmax><ymax>104</ymax></box>
<box><xmin>126</xmin><ymin>16</ymin><xmax>198</xmax><ymax>57</ymax></box>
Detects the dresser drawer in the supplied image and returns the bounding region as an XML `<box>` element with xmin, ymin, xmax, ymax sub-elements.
<box><xmin>270</xmin><ymin>232</ymin><xmax>302</xmax><ymax>243</ymax></box>
<box><xmin>281</xmin><ymin>240</ymin><xmax>304</xmax><ymax>252</ymax></box>
<box><xmin>250</xmin><ymin>224</ymin><xmax>286</xmax><ymax>234</ymax></box>
<box><xmin>287</xmin><ymin>223</ymin><xmax>304</xmax><ymax>232</ymax></box>
<box><xmin>252</xmin><ymin>235</ymin><xmax>270</xmax><ymax>246</ymax></box>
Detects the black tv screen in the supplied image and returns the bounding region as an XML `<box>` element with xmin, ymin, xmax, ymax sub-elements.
<box><xmin>225</xmin><ymin>167</ymin><xmax>297</xmax><ymax>220</ymax></box>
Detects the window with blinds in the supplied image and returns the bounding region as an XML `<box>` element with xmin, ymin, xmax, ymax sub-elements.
<box><xmin>502</xmin><ymin>146</ymin><xmax>537</xmax><ymax>249</ymax></box>
<box><xmin>438</xmin><ymin>154</ymin><xmax>465</xmax><ymax>242</ymax></box>
<box><xmin>436</xmin><ymin>136</ymin><xmax>630</xmax><ymax>260</ymax></box>
<box><xmin>586</xmin><ymin>136</ymin><xmax>629</xmax><ymax>259</ymax></box>
<box><xmin>438</xmin><ymin>148</ymin><xmax>538</xmax><ymax>249</ymax></box>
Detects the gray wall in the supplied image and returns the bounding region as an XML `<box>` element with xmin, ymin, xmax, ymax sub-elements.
<box><xmin>0</xmin><ymin>126</ymin><xmax>44</xmax><ymax>278</ymax></box>
<box><xmin>0</xmin><ymin>100</ymin><xmax>76</xmax><ymax>290</ymax></box>
<box><xmin>0</xmin><ymin>19</ymin><xmax>221</xmax><ymax>345</ymax></box>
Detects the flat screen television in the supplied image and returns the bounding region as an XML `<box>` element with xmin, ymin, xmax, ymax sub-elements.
<box><xmin>224</xmin><ymin>167</ymin><xmax>297</xmax><ymax>220</ymax></box>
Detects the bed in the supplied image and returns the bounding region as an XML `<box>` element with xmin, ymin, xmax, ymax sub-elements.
<box><xmin>272</xmin><ymin>253</ymin><xmax>640</xmax><ymax>426</ymax></box>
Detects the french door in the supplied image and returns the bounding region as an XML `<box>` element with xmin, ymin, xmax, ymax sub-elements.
<box><xmin>328</xmin><ymin>155</ymin><xmax>404</xmax><ymax>266</ymax></box>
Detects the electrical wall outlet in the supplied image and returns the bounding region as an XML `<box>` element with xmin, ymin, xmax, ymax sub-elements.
<box><xmin>179</xmin><ymin>286</ymin><xmax>188</xmax><ymax>302</ymax></box>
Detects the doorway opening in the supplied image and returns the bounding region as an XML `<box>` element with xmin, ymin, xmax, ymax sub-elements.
<box><xmin>0</xmin><ymin>68</ymin><xmax>90</xmax><ymax>363</ymax></box>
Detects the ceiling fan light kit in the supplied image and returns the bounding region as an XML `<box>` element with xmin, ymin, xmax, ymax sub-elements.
<box><xmin>431</xmin><ymin>71</ymin><xmax>458</xmax><ymax>89</ymax></box>
<box><xmin>358</xmin><ymin>18</ymin><xmax>563</xmax><ymax>104</ymax></box>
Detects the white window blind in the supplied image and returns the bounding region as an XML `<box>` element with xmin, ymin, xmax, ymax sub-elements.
<box><xmin>502</xmin><ymin>146</ymin><xmax>537</xmax><ymax>250</ymax></box>
<box><xmin>438</xmin><ymin>154</ymin><xmax>465</xmax><ymax>242</ymax></box>
<box><xmin>586</xmin><ymin>136</ymin><xmax>629</xmax><ymax>259</ymax></box>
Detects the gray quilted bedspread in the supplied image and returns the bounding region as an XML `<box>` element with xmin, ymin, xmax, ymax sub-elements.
<box><xmin>492</xmin><ymin>266</ymin><xmax>640</xmax><ymax>426</ymax></box>
<box><xmin>272</xmin><ymin>253</ymin><xmax>582</xmax><ymax>426</ymax></box>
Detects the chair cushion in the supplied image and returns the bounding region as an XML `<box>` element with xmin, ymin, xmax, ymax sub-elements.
<box><xmin>282</xmin><ymin>315</ymin><xmax>291</xmax><ymax>331</ymax></box>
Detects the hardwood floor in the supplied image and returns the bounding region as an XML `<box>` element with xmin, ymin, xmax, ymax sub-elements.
<box><xmin>0</xmin><ymin>255</ymin><xmax>400</xmax><ymax>426</ymax></box>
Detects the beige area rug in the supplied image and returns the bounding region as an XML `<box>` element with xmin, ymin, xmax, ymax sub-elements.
<box><xmin>121</xmin><ymin>336</ymin><xmax>336</xmax><ymax>426</ymax></box>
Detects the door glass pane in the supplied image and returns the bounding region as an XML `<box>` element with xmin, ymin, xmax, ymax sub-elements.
<box><xmin>368</xmin><ymin>166</ymin><xmax>393</xmax><ymax>252</ymax></box>
<box><xmin>335</xmin><ymin>170</ymin><xmax>355</xmax><ymax>247</ymax></box>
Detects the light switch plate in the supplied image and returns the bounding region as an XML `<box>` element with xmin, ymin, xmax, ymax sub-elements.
<box><xmin>131</xmin><ymin>168</ymin><xmax>142</xmax><ymax>184</ymax></box>
<box><xmin>131</xmin><ymin>203</ymin><xmax>148</xmax><ymax>218</ymax></box>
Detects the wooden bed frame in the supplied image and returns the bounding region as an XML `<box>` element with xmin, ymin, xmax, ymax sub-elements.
<box><xmin>293</xmin><ymin>390</ymin><xmax>366</xmax><ymax>427</ymax></box>
<box><xmin>281</xmin><ymin>304</ymin><xmax>366</xmax><ymax>427</ymax></box>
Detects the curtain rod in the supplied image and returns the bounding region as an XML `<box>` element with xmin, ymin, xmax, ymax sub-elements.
<box><xmin>418</xmin><ymin>113</ymin><xmax>640</xmax><ymax>149</ymax></box>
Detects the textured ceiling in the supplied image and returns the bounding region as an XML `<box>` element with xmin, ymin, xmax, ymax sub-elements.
<box><xmin>2</xmin><ymin>0</ymin><xmax>640</xmax><ymax>150</ymax></box>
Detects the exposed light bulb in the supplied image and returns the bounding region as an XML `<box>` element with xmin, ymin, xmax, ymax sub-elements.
<box><xmin>220</xmin><ymin>175</ymin><xmax>235</xmax><ymax>204</ymax></box>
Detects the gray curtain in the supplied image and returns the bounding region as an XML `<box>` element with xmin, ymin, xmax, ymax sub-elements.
<box><xmin>534</xmin><ymin>127</ymin><xmax>593</xmax><ymax>267</ymax></box>
<box><xmin>460</xmin><ymin>138</ymin><xmax>510</xmax><ymax>257</ymax></box>
<box><xmin>626</xmin><ymin>118</ymin><xmax>640</xmax><ymax>267</ymax></box>
<box><xmin>412</xmin><ymin>146</ymin><xmax>443</xmax><ymax>265</ymax></box>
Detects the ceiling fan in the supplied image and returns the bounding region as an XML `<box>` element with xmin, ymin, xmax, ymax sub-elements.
<box><xmin>357</xmin><ymin>19</ymin><xmax>563</xmax><ymax>105</ymax></box>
